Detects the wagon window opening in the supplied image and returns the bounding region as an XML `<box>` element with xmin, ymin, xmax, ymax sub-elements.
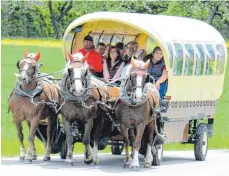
<box><xmin>146</xmin><ymin>37</ymin><xmax>157</xmax><ymax>54</ymax></box>
<box><xmin>99</xmin><ymin>34</ymin><xmax>113</xmax><ymax>45</ymax></box>
<box><xmin>215</xmin><ymin>44</ymin><xmax>225</xmax><ymax>75</ymax></box>
<box><xmin>184</xmin><ymin>44</ymin><xmax>194</xmax><ymax>76</ymax></box>
<box><xmin>92</xmin><ymin>33</ymin><xmax>100</xmax><ymax>45</ymax></box>
<box><xmin>194</xmin><ymin>44</ymin><xmax>205</xmax><ymax>75</ymax></box>
<box><xmin>173</xmin><ymin>43</ymin><xmax>184</xmax><ymax>76</ymax></box>
<box><xmin>123</xmin><ymin>35</ymin><xmax>136</xmax><ymax>44</ymax></box>
<box><xmin>111</xmin><ymin>34</ymin><xmax>123</xmax><ymax>45</ymax></box>
<box><xmin>205</xmin><ymin>44</ymin><xmax>216</xmax><ymax>75</ymax></box>
<box><xmin>91</xmin><ymin>32</ymin><xmax>136</xmax><ymax>46</ymax></box>
<box><xmin>166</xmin><ymin>43</ymin><xmax>174</xmax><ymax>69</ymax></box>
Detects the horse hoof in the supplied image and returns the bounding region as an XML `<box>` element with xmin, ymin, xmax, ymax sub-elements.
<box><xmin>43</xmin><ymin>156</ymin><xmax>50</xmax><ymax>161</ymax></box>
<box><xmin>84</xmin><ymin>158</ymin><xmax>93</xmax><ymax>165</ymax></box>
<box><xmin>20</xmin><ymin>157</ymin><xmax>25</xmax><ymax>162</ymax></box>
<box><xmin>65</xmin><ymin>159</ymin><xmax>73</xmax><ymax>166</ymax></box>
<box><xmin>124</xmin><ymin>162</ymin><xmax>131</xmax><ymax>168</ymax></box>
<box><xmin>144</xmin><ymin>162</ymin><xmax>151</xmax><ymax>168</ymax></box>
<box><xmin>32</xmin><ymin>155</ymin><xmax>37</xmax><ymax>160</ymax></box>
<box><xmin>129</xmin><ymin>165</ymin><xmax>139</xmax><ymax>170</ymax></box>
<box><xmin>24</xmin><ymin>159</ymin><xmax>32</xmax><ymax>164</ymax></box>
<box><xmin>93</xmin><ymin>158</ymin><xmax>99</xmax><ymax>165</ymax></box>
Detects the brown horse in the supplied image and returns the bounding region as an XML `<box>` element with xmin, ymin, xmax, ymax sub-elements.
<box><xmin>8</xmin><ymin>50</ymin><xmax>59</xmax><ymax>163</ymax></box>
<box><xmin>115</xmin><ymin>58</ymin><xmax>161</xmax><ymax>169</ymax></box>
<box><xmin>59</xmin><ymin>52</ymin><xmax>104</xmax><ymax>166</ymax></box>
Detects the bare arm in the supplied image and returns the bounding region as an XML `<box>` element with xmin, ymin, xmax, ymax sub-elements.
<box><xmin>157</xmin><ymin>69</ymin><xmax>168</xmax><ymax>84</ymax></box>
<box><xmin>103</xmin><ymin>59</ymin><xmax>110</xmax><ymax>82</ymax></box>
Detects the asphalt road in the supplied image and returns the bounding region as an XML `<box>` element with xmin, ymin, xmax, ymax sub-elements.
<box><xmin>1</xmin><ymin>150</ymin><xmax>229</xmax><ymax>176</ymax></box>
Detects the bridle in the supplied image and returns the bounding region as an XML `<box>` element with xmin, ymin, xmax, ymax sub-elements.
<box><xmin>17</xmin><ymin>58</ymin><xmax>38</xmax><ymax>83</ymax></box>
<box><xmin>128</xmin><ymin>68</ymin><xmax>147</xmax><ymax>92</ymax></box>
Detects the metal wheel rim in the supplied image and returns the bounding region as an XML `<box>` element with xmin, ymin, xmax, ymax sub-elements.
<box><xmin>202</xmin><ymin>132</ymin><xmax>208</xmax><ymax>155</ymax></box>
<box><xmin>157</xmin><ymin>145</ymin><xmax>163</xmax><ymax>160</ymax></box>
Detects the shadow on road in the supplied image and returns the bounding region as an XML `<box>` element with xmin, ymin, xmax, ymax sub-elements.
<box><xmin>1</xmin><ymin>153</ymin><xmax>197</xmax><ymax>173</ymax></box>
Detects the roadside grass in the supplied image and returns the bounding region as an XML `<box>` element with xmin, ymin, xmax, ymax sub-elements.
<box><xmin>1</xmin><ymin>40</ymin><xmax>229</xmax><ymax>157</ymax></box>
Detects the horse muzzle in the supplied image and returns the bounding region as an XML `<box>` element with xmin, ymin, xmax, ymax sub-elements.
<box><xmin>70</xmin><ymin>87</ymin><xmax>85</xmax><ymax>96</ymax></box>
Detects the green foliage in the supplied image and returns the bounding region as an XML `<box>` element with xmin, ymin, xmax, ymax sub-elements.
<box><xmin>1</xmin><ymin>1</ymin><xmax>229</xmax><ymax>39</ymax></box>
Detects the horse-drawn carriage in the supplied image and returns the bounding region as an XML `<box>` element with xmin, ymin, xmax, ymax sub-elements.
<box><xmin>10</xmin><ymin>12</ymin><xmax>227</xmax><ymax>168</ymax></box>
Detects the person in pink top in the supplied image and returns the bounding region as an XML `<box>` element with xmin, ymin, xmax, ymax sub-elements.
<box><xmin>103</xmin><ymin>46</ymin><xmax>125</xmax><ymax>84</ymax></box>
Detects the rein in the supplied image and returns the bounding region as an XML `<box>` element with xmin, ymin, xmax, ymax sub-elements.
<box><xmin>33</xmin><ymin>68</ymin><xmax>65</xmax><ymax>80</ymax></box>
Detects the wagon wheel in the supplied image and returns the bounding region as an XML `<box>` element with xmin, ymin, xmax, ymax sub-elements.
<box><xmin>111</xmin><ymin>141</ymin><xmax>124</xmax><ymax>155</ymax></box>
<box><xmin>152</xmin><ymin>144</ymin><xmax>163</xmax><ymax>166</ymax></box>
<box><xmin>194</xmin><ymin>124</ymin><xmax>208</xmax><ymax>161</ymax></box>
<box><xmin>60</xmin><ymin>141</ymin><xmax>75</xmax><ymax>159</ymax></box>
<box><xmin>60</xmin><ymin>140</ymin><xmax>68</xmax><ymax>159</ymax></box>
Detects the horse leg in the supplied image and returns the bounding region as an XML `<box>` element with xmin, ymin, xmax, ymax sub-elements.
<box><xmin>64</xmin><ymin>118</ymin><xmax>74</xmax><ymax>166</ymax></box>
<box><xmin>130</xmin><ymin>123</ymin><xmax>145</xmax><ymax>169</ymax></box>
<box><xmin>14</xmin><ymin>119</ymin><xmax>26</xmax><ymax>162</ymax></box>
<box><xmin>92</xmin><ymin>114</ymin><xmax>104</xmax><ymax>165</ymax></box>
<box><xmin>83</xmin><ymin>118</ymin><xmax>93</xmax><ymax>165</ymax></box>
<box><xmin>128</xmin><ymin>128</ymin><xmax>135</xmax><ymax>159</ymax></box>
<box><xmin>43</xmin><ymin>115</ymin><xmax>56</xmax><ymax>161</ymax></box>
<box><xmin>121</xmin><ymin>125</ymin><xmax>131</xmax><ymax>168</ymax></box>
<box><xmin>92</xmin><ymin>139</ymin><xmax>99</xmax><ymax>165</ymax></box>
<box><xmin>144</xmin><ymin>124</ymin><xmax>154</xmax><ymax>168</ymax></box>
<box><xmin>26</xmin><ymin>120</ymin><xmax>37</xmax><ymax>160</ymax></box>
<box><xmin>25</xmin><ymin>117</ymin><xmax>39</xmax><ymax>164</ymax></box>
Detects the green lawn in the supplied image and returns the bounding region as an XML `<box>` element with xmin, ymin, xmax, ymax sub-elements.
<box><xmin>1</xmin><ymin>44</ymin><xmax>229</xmax><ymax>157</ymax></box>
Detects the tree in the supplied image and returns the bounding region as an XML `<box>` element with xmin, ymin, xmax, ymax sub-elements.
<box><xmin>48</xmin><ymin>0</ymin><xmax>73</xmax><ymax>39</ymax></box>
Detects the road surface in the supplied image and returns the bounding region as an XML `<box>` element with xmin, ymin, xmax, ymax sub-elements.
<box><xmin>1</xmin><ymin>150</ymin><xmax>229</xmax><ymax>176</ymax></box>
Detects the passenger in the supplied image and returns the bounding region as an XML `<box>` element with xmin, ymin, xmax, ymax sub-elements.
<box><xmin>116</xmin><ymin>42</ymin><xmax>125</xmax><ymax>58</ymax></box>
<box><xmin>133</xmin><ymin>41</ymin><xmax>139</xmax><ymax>58</ymax></box>
<box><xmin>146</xmin><ymin>46</ymin><xmax>168</xmax><ymax>99</ymax></box>
<box><xmin>120</xmin><ymin>41</ymin><xmax>138</xmax><ymax>95</ymax></box>
<box><xmin>96</xmin><ymin>42</ymin><xmax>106</xmax><ymax>57</ymax></box>
<box><xmin>103</xmin><ymin>44</ymin><xmax>112</xmax><ymax>60</ymax></box>
<box><xmin>136</xmin><ymin>49</ymin><xmax>147</xmax><ymax>61</ymax></box>
<box><xmin>122</xmin><ymin>41</ymin><xmax>137</xmax><ymax>65</ymax></box>
<box><xmin>103</xmin><ymin>46</ymin><xmax>125</xmax><ymax>83</ymax></box>
<box><xmin>77</xmin><ymin>35</ymin><xmax>103</xmax><ymax>78</ymax></box>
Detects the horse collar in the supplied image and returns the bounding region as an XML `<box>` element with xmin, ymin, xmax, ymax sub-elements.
<box><xmin>14</xmin><ymin>77</ymin><xmax>43</xmax><ymax>98</ymax></box>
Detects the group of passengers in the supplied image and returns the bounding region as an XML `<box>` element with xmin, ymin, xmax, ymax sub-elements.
<box><xmin>75</xmin><ymin>35</ymin><xmax>168</xmax><ymax>99</ymax></box>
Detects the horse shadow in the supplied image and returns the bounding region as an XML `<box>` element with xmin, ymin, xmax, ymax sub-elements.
<box><xmin>1</xmin><ymin>152</ymin><xmax>197</xmax><ymax>173</ymax></box>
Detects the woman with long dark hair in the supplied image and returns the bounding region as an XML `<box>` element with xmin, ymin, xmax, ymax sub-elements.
<box><xmin>103</xmin><ymin>46</ymin><xmax>125</xmax><ymax>83</ymax></box>
<box><xmin>146</xmin><ymin>46</ymin><xmax>168</xmax><ymax>99</ymax></box>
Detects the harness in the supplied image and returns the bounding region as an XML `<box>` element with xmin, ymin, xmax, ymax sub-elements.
<box><xmin>8</xmin><ymin>64</ymin><xmax>60</xmax><ymax>114</ymax></box>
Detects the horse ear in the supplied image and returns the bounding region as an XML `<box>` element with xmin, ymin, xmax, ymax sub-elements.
<box><xmin>68</xmin><ymin>52</ymin><xmax>74</xmax><ymax>62</ymax></box>
<box><xmin>35</xmin><ymin>51</ymin><xmax>40</xmax><ymax>61</ymax></box>
<box><xmin>82</xmin><ymin>52</ymin><xmax>90</xmax><ymax>62</ymax></box>
<box><xmin>143</xmin><ymin>59</ymin><xmax>150</xmax><ymax>70</ymax></box>
<box><xmin>24</xmin><ymin>49</ymin><xmax>28</xmax><ymax>57</ymax></box>
<box><xmin>130</xmin><ymin>56</ymin><xmax>137</xmax><ymax>68</ymax></box>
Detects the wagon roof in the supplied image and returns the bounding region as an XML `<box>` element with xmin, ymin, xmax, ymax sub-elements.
<box><xmin>63</xmin><ymin>12</ymin><xmax>225</xmax><ymax>44</ymax></box>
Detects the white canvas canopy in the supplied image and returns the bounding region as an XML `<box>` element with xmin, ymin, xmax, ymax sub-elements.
<box><xmin>62</xmin><ymin>12</ymin><xmax>227</xmax><ymax>101</ymax></box>
<box><xmin>63</xmin><ymin>12</ymin><xmax>226</xmax><ymax>47</ymax></box>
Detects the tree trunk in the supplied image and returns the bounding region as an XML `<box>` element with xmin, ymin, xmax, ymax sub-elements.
<box><xmin>206</xmin><ymin>5</ymin><xmax>219</xmax><ymax>25</ymax></box>
<box><xmin>48</xmin><ymin>0</ymin><xmax>72</xmax><ymax>39</ymax></box>
<box><xmin>53</xmin><ymin>19</ymin><xmax>62</xmax><ymax>39</ymax></box>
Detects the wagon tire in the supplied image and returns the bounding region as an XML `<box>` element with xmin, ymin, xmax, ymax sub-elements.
<box><xmin>152</xmin><ymin>144</ymin><xmax>163</xmax><ymax>166</ymax></box>
<box><xmin>111</xmin><ymin>141</ymin><xmax>124</xmax><ymax>155</ymax></box>
<box><xmin>194</xmin><ymin>124</ymin><xmax>208</xmax><ymax>161</ymax></box>
<box><xmin>60</xmin><ymin>141</ymin><xmax>68</xmax><ymax>159</ymax></box>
